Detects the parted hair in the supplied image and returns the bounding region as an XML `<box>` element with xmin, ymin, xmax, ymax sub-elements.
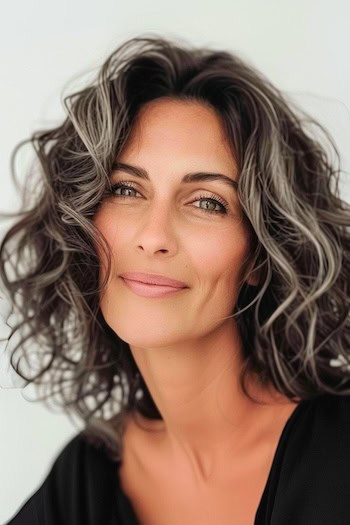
<box><xmin>0</xmin><ymin>34</ymin><xmax>349</xmax><ymax>461</ymax></box>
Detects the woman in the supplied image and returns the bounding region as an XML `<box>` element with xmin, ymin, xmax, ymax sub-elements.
<box><xmin>1</xmin><ymin>35</ymin><xmax>349</xmax><ymax>524</ymax></box>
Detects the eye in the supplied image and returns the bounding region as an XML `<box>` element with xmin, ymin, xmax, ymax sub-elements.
<box><xmin>109</xmin><ymin>181</ymin><xmax>229</xmax><ymax>215</ymax></box>
<box><xmin>111</xmin><ymin>182</ymin><xmax>140</xmax><ymax>199</ymax></box>
<box><xmin>190</xmin><ymin>193</ymin><xmax>229</xmax><ymax>215</ymax></box>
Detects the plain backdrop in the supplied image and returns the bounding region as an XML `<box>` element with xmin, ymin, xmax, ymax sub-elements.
<box><xmin>1</xmin><ymin>0</ymin><xmax>350</xmax><ymax>522</ymax></box>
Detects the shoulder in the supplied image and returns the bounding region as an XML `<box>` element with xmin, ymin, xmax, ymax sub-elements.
<box><xmin>260</xmin><ymin>395</ymin><xmax>350</xmax><ymax>523</ymax></box>
<box><xmin>281</xmin><ymin>393</ymin><xmax>350</xmax><ymax>486</ymax></box>
<box><xmin>294</xmin><ymin>393</ymin><xmax>350</xmax><ymax>435</ymax></box>
<box><xmin>50</xmin><ymin>431</ymin><xmax>117</xmax><ymax>473</ymax></box>
<box><xmin>285</xmin><ymin>393</ymin><xmax>350</xmax><ymax>452</ymax></box>
<box><xmin>5</xmin><ymin>432</ymin><xmax>120</xmax><ymax>525</ymax></box>
<box><xmin>45</xmin><ymin>431</ymin><xmax>120</xmax><ymax>511</ymax></box>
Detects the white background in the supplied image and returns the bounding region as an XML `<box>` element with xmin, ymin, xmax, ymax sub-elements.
<box><xmin>1</xmin><ymin>0</ymin><xmax>350</xmax><ymax>522</ymax></box>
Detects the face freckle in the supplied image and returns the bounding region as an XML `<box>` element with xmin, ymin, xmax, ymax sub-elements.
<box><xmin>93</xmin><ymin>98</ymin><xmax>257</xmax><ymax>348</ymax></box>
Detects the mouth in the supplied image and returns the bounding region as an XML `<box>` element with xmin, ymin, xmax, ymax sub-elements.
<box><xmin>120</xmin><ymin>277</ymin><xmax>188</xmax><ymax>298</ymax></box>
<box><xmin>119</xmin><ymin>272</ymin><xmax>188</xmax><ymax>288</ymax></box>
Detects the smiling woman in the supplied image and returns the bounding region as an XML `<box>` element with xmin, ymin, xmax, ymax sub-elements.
<box><xmin>1</xmin><ymin>35</ymin><xmax>350</xmax><ymax>525</ymax></box>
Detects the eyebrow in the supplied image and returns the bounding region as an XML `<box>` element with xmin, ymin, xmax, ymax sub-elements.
<box><xmin>111</xmin><ymin>162</ymin><xmax>238</xmax><ymax>191</ymax></box>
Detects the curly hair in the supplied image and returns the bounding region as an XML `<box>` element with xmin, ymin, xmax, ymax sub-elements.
<box><xmin>1</xmin><ymin>34</ymin><xmax>349</xmax><ymax>461</ymax></box>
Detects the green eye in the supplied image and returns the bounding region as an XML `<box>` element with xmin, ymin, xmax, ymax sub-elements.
<box><xmin>110</xmin><ymin>182</ymin><xmax>229</xmax><ymax>215</ymax></box>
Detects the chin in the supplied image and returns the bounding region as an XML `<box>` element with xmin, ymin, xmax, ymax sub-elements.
<box><xmin>107</xmin><ymin>322</ymin><xmax>187</xmax><ymax>349</ymax></box>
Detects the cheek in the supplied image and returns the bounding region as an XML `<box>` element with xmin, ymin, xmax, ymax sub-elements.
<box><xmin>190</xmin><ymin>226</ymin><xmax>250</xmax><ymax>284</ymax></box>
<box><xmin>93</xmin><ymin>210</ymin><xmax>126</xmax><ymax>282</ymax></box>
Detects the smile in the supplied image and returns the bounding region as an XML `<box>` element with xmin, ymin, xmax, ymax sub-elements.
<box><xmin>120</xmin><ymin>277</ymin><xmax>188</xmax><ymax>298</ymax></box>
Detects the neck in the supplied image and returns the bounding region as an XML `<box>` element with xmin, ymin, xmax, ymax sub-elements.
<box><xmin>128</xmin><ymin>319</ymin><xmax>292</xmax><ymax>484</ymax></box>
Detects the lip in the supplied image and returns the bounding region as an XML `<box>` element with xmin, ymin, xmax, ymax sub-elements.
<box><xmin>120</xmin><ymin>277</ymin><xmax>188</xmax><ymax>298</ymax></box>
<box><xmin>119</xmin><ymin>272</ymin><xmax>188</xmax><ymax>288</ymax></box>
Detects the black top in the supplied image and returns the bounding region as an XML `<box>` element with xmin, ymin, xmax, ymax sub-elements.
<box><xmin>4</xmin><ymin>394</ymin><xmax>350</xmax><ymax>525</ymax></box>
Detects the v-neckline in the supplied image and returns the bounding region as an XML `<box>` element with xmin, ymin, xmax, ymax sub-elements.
<box><xmin>114</xmin><ymin>399</ymin><xmax>310</xmax><ymax>524</ymax></box>
<box><xmin>253</xmin><ymin>398</ymin><xmax>310</xmax><ymax>523</ymax></box>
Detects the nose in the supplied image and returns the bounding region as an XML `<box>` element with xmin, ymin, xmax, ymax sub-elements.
<box><xmin>135</xmin><ymin>201</ymin><xmax>178</xmax><ymax>256</ymax></box>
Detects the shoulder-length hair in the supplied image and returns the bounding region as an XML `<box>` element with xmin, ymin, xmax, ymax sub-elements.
<box><xmin>1</xmin><ymin>35</ymin><xmax>349</xmax><ymax>461</ymax></box>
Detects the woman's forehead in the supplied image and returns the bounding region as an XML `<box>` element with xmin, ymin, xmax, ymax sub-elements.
<box><xmin>120</xmin><ymin>98</ymin><xmax>236</xmax><ymax>168</ymax></box>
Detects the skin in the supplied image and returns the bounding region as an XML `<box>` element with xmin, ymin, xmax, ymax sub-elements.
<box><xmin>93</xmin><ymin>98</ymin><xmax>298</xmax><ymax>492</ymax></box>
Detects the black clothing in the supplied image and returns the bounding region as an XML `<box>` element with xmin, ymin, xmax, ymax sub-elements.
<box><xmin>4</xmin><ymin>394</ymin><xmax>350</xmax><ymax>524</ymax></box>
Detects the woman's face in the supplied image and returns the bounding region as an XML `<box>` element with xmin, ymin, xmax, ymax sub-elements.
<box><xmin>93</xmin><ymin>98</ymin><xmax>256</xmax><ymax>347</ymax></box>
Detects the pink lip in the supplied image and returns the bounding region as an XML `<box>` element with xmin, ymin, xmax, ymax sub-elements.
<box><xmin>121</xmin><ymin>277</ymin><xmax>188</xmax><ymax>298</ymax></box>
<box><xmin>119</xmin><ymin>272</ymin><xmax>187</xmax><ymax>288</ymax></box>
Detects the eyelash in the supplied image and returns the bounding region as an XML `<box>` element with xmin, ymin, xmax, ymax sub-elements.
<box><xmin>109</xmin><ymin>181</ymin><xmax>229</xmax><ymax>215</ymax></box>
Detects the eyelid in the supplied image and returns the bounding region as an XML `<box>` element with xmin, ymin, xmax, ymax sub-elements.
<box><xmin>109</xmin><ymin>180</ymin><xmax>232</xmax><ymax>217</ymax></box>
<box><xmin>111</xmin><ymin>179</ymin><xmax>229</xmax><ymax>205</ymax></box>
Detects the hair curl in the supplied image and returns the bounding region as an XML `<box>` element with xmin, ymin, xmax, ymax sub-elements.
<box><xmin>1</xmin><ymin>34</ymin><xmax>349</xmax><ymax>461</ymax></box>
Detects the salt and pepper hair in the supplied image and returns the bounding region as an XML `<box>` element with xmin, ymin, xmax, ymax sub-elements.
<box><xmin>0</xmin><ymin>35</ymin><xmax>349</xmax><ymax>460</ymax></box>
